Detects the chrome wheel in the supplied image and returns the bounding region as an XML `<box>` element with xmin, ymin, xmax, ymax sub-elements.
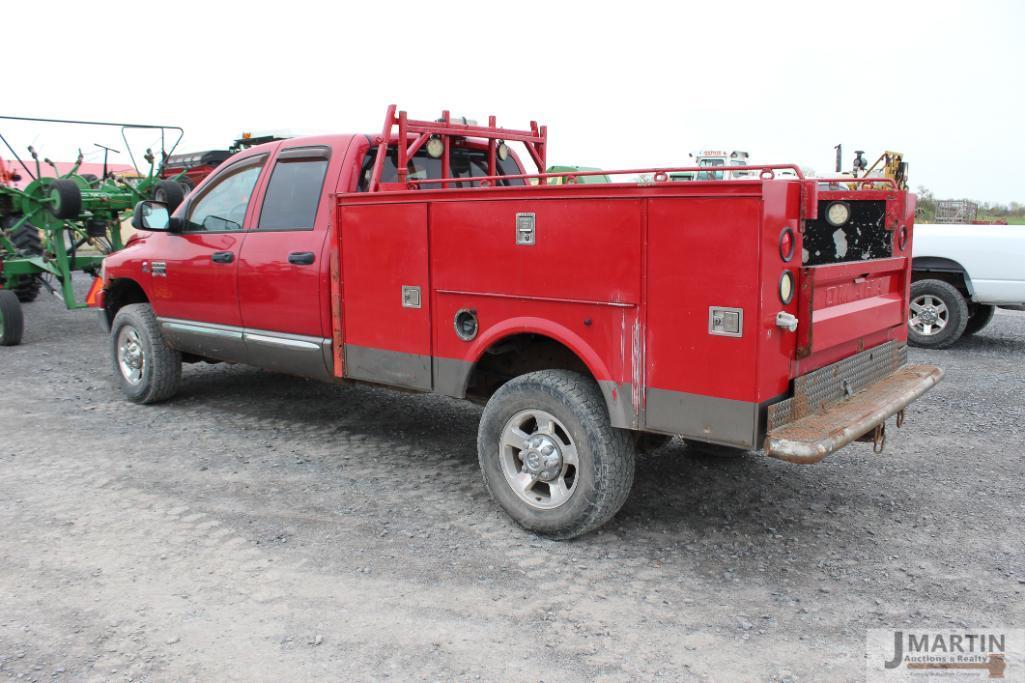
<box><xmin>499</xmin><ymin>409</ymin><xmax>579</xmax><ymax>510</ymax></box>
<box><xmin>910</xmin><ymin>294</ymin><xmax>949</xmax><ymax>336</ymax></box>
<box><xmin>117</xmin><ymin>325</ymin><xmax>145</xmax><ymax>384</ymax></box>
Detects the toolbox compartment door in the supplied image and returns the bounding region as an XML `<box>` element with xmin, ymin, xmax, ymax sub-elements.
<box><xmin>796</xmin><ymin>257</ymin><xmax>908</xmax><ymax>359</ymax></box>
<box><xmin>338</xmin><ymin>202</ymin><xmax>432</xmax><ymax>390</ymax></box>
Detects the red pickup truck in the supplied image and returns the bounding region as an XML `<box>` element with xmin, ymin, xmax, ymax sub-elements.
<box><xmin>96</xmin><ymin>106</ymin><xmax>942</xmax><ymax>539</ymax></box>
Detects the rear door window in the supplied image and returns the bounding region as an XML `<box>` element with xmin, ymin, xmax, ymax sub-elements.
<box><xmin>358</xmin><ymin>145</ymin><xmax>524</xmax><ymax>191</ymax></box>
<box><xmin>258</xmin><ymin>146</ymin><xmax>331</xmax><ymax>230</ymax></box>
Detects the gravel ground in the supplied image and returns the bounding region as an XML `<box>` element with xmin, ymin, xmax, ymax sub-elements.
<box><xmin>1</xmin><ymin>280</ymin><xmax>1022</xmax><ymax>682</ymax></box>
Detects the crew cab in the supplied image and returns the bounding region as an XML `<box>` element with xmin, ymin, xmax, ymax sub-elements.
<box><xmin>909</xmin><ymin>222</ymin><xmax>1025</xmax><ymax>348</ymax></box>
<box><xmin>95</xmin><ymin>106</ymin><xmax>942</xmax><ymax>539</ymax></box>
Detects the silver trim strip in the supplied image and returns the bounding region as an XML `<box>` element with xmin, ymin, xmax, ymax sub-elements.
<box><xmin>161</xmin><ymin>320</ymin><xmax>242</xmax><ymax>340</ymax></box>
<box><xmin>244</xmin><ymin>332</ymin><xmax>322</xmax><ymax>350</ymax></box>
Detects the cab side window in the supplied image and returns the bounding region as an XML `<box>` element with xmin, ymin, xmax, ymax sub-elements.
<box><xmin>357</xmin><ymin>145</ymin><xmax>525</xmax><ymax>191</ymax></box>
<box><xmin>257</xmin><ymin>147</ymin><xmax>331</xmax><ymax>230</ymax></box>
<box><xmin>186</xmin><ymin>160</ymin><xmax>264</xmax><ymax>232</ymax></box>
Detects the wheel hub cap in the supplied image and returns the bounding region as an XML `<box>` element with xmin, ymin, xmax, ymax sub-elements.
<box><xmin>498</xmin><ymin>409</ymin><xmax>579</xmax><ymax>510</ymax></box>
<box><xmin>121</xmin><ymin>343</ymin><xmax>143</xmax><ymax>369</ymax></box>
<box><xmin>522</xmin><ymin>435</ymin><xmax>563</xmax><ymax>481</ymax></box>
<box><xmin>117</xmin><ymin>326</ymin><xmax>145</xmax><ymax>384</ymax></box>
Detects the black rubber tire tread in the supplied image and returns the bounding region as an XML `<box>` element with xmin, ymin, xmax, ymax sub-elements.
<box><xmin>478</xmin><ymin>369</ymin><xmax>636</xmax><ymax>540</ymax></box>
<box><xmin>152</xmin><ymin>180</ymin><xmax>187</xmax><ymax>213</ymax></box>
<box><xmin>110</xmin><ymin>303</ymin><xmax>182</xmax><ymax>404</ymax></box>
<box><xmin>0</xmin><ymin>289</ymin><xmax>24</xmax><ymax>346</ymax></box>
<box><xmin>683</xmin><ymin>439</ymin><xmax>747</xmax><ymax>458</ymax></box>
<box><xmin>81</xmin><ymin>173</ymin><xmax>100</xmax><ymax>187</ymax></box>
<box><xmin>907</xmin><ymin>279</ymin><xmax>969</xmax><ymax>349</ymax></box>
<box><xmin>4</xmin><ymin>218</ymin><xmax>42</xmax><ymax>302</ymax></box>
<box><xmin>963</xmin><ymin>304</ymin><xmax>996</xmax><ymax>337</ymax></box>
<box><xmin>47</xmin><ymin>179</ymin><xmax>82</xmax><ymax>219</ymax></box>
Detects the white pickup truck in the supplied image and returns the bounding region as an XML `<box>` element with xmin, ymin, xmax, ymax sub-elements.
<box><xmin>910</xmin><ymin>223</ymin><xmax>1025</xmax><ymax>347</ymax></box>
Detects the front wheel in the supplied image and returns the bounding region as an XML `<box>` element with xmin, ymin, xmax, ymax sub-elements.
<box><xmin>477</xmin><ymin>370</ymin><xmax>636</xmax><ymax>539</ymax></box>
<box><xmin>908</xmin><ymin>279</ymin><xmax>969</xmax><ymax>349</ymax></box>
<box><xmin>0</xmin><ymin>290</ymin><xmax>24</xmax><ymax>346</ymax></box>
<box><xmin>111</xmin><ymin>303</ymin><xmax>182</xmax><ymax>403</ymax></box>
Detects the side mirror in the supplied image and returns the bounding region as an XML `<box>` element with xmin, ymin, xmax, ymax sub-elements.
<box><xmin>131</xmin><ymin>200</ymin><xmax>183</xmax><ymax>232</ymax></box>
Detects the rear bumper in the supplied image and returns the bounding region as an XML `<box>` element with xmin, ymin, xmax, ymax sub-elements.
<box><xmin>764</xmin><ymin>364</ymin><xmax>943</xmax><ymax>464</ymax></box>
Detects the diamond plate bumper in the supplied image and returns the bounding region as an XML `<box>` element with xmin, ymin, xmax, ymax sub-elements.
<box><xmin>768</xmin><ymin>341</ymin><xmax>908</xmax><ymax>432</ymax></box>
<box><xmin>764</xmin><ymin>363</ymin><xmax>943</xmax><ymax>464</ymax></box>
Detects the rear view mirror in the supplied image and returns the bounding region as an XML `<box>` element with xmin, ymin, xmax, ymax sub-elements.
<box><xmin>131</xmin><ymin>200</ymin><xmax>173</xmax><ymax>231</ymax></box>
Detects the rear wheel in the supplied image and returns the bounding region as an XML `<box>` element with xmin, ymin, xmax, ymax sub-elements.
<box><xmin>477</xmin><ymin>370</ymin><xmax>636</xmax><ymax>539</ymax></box>
<box><xmin>908</xmin><ymin>279</ymin><xmax>969</xmax><ymax>349</ymax></box>
<box><xmin>1</xmin><ymin>216</ymin><xmax>42</xmax><ymax>302</ymax></box>
<box><xmin>0</xmin><ymin>290</ymin><xmax>24</xmax><ymax>346</ymax></box>
<box><xmin>110</xmin><ymin>303</ymin><xmax>182</xmax><ymax>403</ymax></box>
<box><xmin>963</xmin><ymin>304</ymin><xmax>996</xmax><ymax>337</ymax></box>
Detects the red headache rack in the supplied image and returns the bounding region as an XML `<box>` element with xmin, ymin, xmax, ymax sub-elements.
<box><xmin>365</xmin><ymin>105</ymin><xmax>899</xmax><ymax>193</ymax></box>
<box><xmin>367</xmin><ymin>105</ymin><xmax>548</xmax><ymax>192</ymax></box>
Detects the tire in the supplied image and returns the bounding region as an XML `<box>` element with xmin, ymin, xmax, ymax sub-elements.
<box><xmin>110</xmin><ymin>303</ymin><xmax>182</xmax><ymax>404</ymax></box>
<box><xmin>2</xmin><ymin>216</ymin><xmax>42</xmax><ymax>302</ymax></box>
<box><xmin>908</xmin><ymin>279</ymin><xmax>969</xmax><ymax>349</ymax></box>
<box><xmin>81</xmin><ymin>173</ymin><xmax>100</xmax><ymax>187</ymax></box>
<box><xmin>152</xmin><ymin>180</ymin><xmax>187</xmax><ymax>213</ymax></box>
<box><xmin>0</xmin><ymin>289</ymin><xmax>24</xmax><ymax>346</ymax></box>
<box><xmin>477</xmin><ymin>370</ymin><xmax>636</xmax><ymax>539</ymax></box>
<box><xmin>963</xmin><ymin>304</ymin><xmax>996</xmax><ymax>337</ymax></box>
<box><xmin>47</xmin><ymin>179</ymin><xmax>82</xmax><ymax>219</ymax></box>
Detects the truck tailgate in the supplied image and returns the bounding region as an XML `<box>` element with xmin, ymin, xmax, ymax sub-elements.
<box><xmin>797</xmin><ymin>257</ymin><xmax>908</xmax><ymax>358</ymax></box>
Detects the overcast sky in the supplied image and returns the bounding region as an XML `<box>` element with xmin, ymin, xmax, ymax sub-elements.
<box><xmin>3</xmin><ymin>0</ymin><xmax>1022</xmax><ymax>203</ymax></box>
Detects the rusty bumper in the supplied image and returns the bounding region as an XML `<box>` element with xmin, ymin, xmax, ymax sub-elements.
<box><xmin>764</xmin><ymin>364</ymin><xmax>943</xmax><ymax>464</ymax></box>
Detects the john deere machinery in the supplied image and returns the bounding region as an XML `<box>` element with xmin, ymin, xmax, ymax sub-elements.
<box><xmin>0</xmin><ymin>116</ymin><xmax>188</xmax><ymax>346</ymax></box>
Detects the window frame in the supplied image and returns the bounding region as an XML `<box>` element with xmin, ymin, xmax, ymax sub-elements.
<box><xmin>183</xmin><ymin>154</ymin><xmax>268</xmax><ymax>234</ymax></box>
<box><xmin>255</xmin><ymin>145</ymin><xmax>332</xmax><ymax>233</ymax></box>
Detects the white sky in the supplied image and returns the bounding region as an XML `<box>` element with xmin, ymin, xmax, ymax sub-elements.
<box><xmin>3</xmin><ymin>0</ymin><xmax>1023</xmax><ymax>203</ymax></box>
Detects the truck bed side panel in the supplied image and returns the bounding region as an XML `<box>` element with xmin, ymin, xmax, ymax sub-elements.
<box><xmin>430</xmin><ymin>198</ymin><xmax>642</xmax><ymax>304</ymax></box>
<box><xmin>644</xmin><ymin>196</ymin><xmax>763</xmax><ymax>447</ymax></box>
<box><xmin>339</xmin><ymin>202</ymin><xmax>432</xmax><ymax>390</ymax></box>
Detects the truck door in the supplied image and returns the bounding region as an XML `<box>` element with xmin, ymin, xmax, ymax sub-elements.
<box><xmin>151</xmin><ymin>154</ymin><xmax>266</xmax><ymax>363</ymax></box>
<box><xmin>337</xmin><ymin>202</ymin><xmax>431</xmax><ymax>391</ymax></box>
<box><xmin>236</xmin><ymin>145</ymin><xmax>334</xmax><ymax>379</ymax></box>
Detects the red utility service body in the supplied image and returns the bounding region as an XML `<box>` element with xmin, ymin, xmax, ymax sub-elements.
<box><xmin>98</xmin><ymin>111</ymin><xmax>938</xmax><ymax>459</ymax></box>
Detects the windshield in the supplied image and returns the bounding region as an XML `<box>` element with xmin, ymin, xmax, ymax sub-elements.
<box><xmin>697</xmin><ymin>158</ymin><xmax>725</xmax><ymax>180</ymax></box>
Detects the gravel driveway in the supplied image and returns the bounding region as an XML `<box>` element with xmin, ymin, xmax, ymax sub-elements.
<box><xmin>1</xmin><ymin>282</ymin><xmax>1022</xmax><ymax>681</ymax></box>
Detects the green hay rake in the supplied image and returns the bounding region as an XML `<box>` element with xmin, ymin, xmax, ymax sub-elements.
<box><xmin>0</xmin><ymin>116</ymin><xmax>187</xmax><ymax>346</ymax></box>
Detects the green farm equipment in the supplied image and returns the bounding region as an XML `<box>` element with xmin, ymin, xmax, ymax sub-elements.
<box><xmin>0</xmin><ymin>116</ymin><xmax>186</xmax><ymax>346</ymax></box>
<box><xmin>544</xmin><ymin>165</ymin><xmax>611</xmax><ymax>184</ymax></box>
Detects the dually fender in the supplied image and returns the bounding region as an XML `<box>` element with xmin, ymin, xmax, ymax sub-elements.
<box><xmin>432</xmin><ymin>316</ymin><xmax>637</xmax><ymax>430</ymax></box>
